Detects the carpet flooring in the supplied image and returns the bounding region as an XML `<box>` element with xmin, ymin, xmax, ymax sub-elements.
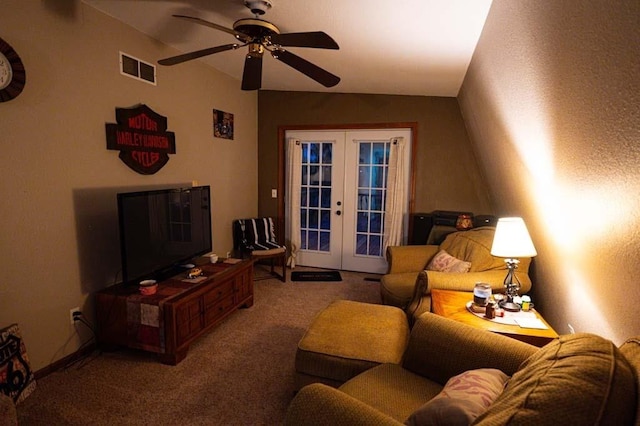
<box><xmin>16</xmin><ymin>266</ymin><xmax>382</xmax><ymax>425</ymax></box>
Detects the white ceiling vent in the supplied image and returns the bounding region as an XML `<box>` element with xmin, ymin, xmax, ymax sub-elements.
<box><xmin>119</xmin><ymin>52</ymin><xmax>156</xmax><ymax>85</ymax></box>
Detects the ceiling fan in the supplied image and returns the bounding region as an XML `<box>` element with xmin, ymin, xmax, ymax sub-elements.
<box><xmin>158</xmin><ymin>0</ymin><xmax>340</xmax><ymax>91</ymax></box>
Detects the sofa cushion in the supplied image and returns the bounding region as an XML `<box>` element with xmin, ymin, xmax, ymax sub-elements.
<box><xmin>439</xmin><ymin>227</ymin><xmax>513</xmax><ymax>273</ymax></box>
<box><xmin>425</xmin><ymin>250</ymin><xmax>471</xmax><ymax>273</ymax></box>
<box><xmin>340</xmin><ymin>363</ymin><xmax>443</xmax><ymax>423</ymax></box>
<box><xmin>475</xmin><ymin>333</ymin><xmax>637</xmax><ymax>425</ymax></box>
<box><xmin>405</xmin><ymin>368</ymin><xmax>508</xmax><ymax>426</ymax></box>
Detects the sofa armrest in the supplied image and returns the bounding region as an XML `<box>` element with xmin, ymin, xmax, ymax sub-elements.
<box><xmin>423</xmin><ymin>270</ymin><xmax>532</xmax><ymax>295</ymax></box>
<box><xmin>284</xmin><ymin>383</ymin><xmax>403</xmax><ymax>426</ymax></box>
<box><xmin>386</xmin><ymin>245</ymin><xmax>440</xmax><ymax>274</ymax></box>
<box><xmin>402</xmin><ymin>312</ymin><xmax>538</xmax><ymax>385</ymax></box>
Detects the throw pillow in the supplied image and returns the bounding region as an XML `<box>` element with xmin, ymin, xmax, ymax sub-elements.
<box><xmin>426</xmin><ymin>250</ymin><xmax>471</xmax><ymax>273</ymax></box>
<box><xmin>405</xmin><ymin>368</ymin><xmax>508</xmax><ymax>426</ymax></box>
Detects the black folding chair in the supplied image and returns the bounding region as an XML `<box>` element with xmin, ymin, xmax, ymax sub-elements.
<box><xmin>232</xmin><ymin>217</ymin><xmax>287</xmax><ymax>282</ymax></box>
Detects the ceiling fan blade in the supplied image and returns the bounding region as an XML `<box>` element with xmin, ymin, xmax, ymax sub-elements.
<box><xmin>241</xmin><ymin>54</ymin><xmax>263</xmax><ymax>91</ymax></box>
<box><xmin>158</xmin><ymin>44</ymin><xmax>239</xmax><ymax>66</ymax></box>
<box><xmin>172</xmin><ymin>14</ymin><xmax>251</xmax><ymax>42</ymax></box>
<box><xmin>270</xmin><ymin>32</ymin><xmax>339</xmax><ymax>50</ymax></box>
<box><xmin>272</xmin><ymin>49</ymin><xmax>340</xmax><ymax>87</ymax></box>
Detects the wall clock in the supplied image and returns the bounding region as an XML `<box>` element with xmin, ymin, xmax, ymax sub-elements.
<box><xmin>0</xmin><ymin>37</ymin><xmax>26</xmax><ymax>102</ymax></box>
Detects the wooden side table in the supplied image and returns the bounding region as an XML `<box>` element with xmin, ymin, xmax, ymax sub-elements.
<box><xmin>430</xmin><ymin>289</ymin><xmax>558</xmax><ymax>347</ymax></box>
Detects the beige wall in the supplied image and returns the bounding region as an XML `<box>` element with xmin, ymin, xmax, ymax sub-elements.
<box><xmin>257</xmin><ymin>91</ymin><xmax>492</xmax><ymax>219</ymax></box>
<box><xmin>0</xmin><ymin>2</ymin><xmax>258</xmax><ymax>370</ymax></box>
<box><xmin>459</xmin><ymin>0</ymin><xmax>640</xmax><ymax>343</ymax></box>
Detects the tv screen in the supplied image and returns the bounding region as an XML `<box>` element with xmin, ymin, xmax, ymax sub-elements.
<box><xmin>117</xmin><ymin>186</ymin><xmax>212</xmax><ymax>285</ymax></box>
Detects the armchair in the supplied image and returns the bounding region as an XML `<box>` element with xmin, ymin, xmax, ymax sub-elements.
<box><xmin>381</xmin><ymin>227</ymin><xmax>532</xmax><ymax>322</ymax></box>
<box><xmin>285</xmin><ymin>312</ymin><xmax>639</xmax><ymax>426</ymax></box>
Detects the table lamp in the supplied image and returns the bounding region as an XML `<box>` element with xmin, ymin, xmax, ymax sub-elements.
<box><xmin>490</xmin><ymin>217</ymin><xmax>537</xmax><ymax>311</ymax></box>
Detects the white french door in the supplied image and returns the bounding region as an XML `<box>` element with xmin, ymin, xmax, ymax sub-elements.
<box><xmin>286</xmin><ymin>129</ymin><xmax>412</xmax><ymax>274</ymax></box>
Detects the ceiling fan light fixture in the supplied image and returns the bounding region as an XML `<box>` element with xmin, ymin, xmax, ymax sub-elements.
<box><xmin>247</xmin><ymin>43</ymin><xmax>264</xmax><ymax>58</ymax></box>
<box><xmin>244</xmin><ymin>0</ymin><xmax>272</xmax><ymax>16</ymax></box>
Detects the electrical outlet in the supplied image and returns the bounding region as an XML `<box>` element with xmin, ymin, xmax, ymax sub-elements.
<box><xmin>69</xmin><ymin>307</ymin><xmax>81</xmax><ymax>324</ymax></box>
<box><xmin>271</xmin><ymin>189</ymin><xmax>277</xmax><ymax>198</ymax></box>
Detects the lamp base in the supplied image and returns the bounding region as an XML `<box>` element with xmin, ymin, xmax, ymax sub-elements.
<box><xmin>499</xmin><ymin>299</ymin><xmax>521</xmax><ymax>312</ymax></box>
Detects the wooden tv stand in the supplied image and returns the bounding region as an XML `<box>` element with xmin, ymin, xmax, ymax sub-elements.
<box><xmin>95</xmin><ymin>258</ymin><xmax>254</xmax><ymax>365</ymax></box>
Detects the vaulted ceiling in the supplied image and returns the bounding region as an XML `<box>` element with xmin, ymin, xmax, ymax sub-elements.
<box><xmin>84</xmin><ymin>0</ymin><xmax>492</xmax><ymax>96</ymax></box>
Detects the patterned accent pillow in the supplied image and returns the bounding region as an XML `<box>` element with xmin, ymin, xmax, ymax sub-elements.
<box><xmin>405</xmin><ymin>369</ymin><xmax>508</xmax><ymax>426</ymax></box>
<box><xmin>426</xmin><ymin>250</ymin><xmax>471</xmax><ymax>273</ymax></box>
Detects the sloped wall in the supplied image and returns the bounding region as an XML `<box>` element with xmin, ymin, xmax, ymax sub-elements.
<box><xmin>459</xmin><ymin>0</ymin><xmax>640</xmax><ymax>343</ymax></box>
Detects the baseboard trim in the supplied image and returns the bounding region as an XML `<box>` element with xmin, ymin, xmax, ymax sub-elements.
<box><xmin>34</xmin><ymin>342</ymin><xmax>97</xmax><ymax>380</ymax></box>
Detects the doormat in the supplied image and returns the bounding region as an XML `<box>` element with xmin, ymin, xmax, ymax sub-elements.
<box><xmin>291</xmin><ymin>271</ymin><xmax>342</xmax><ymax>282</ymax></box>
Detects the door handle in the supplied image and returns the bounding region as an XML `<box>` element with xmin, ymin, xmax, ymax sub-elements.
<box><xmin>336</xmin><ymin>211</ymin><xmax>342</xmax><ymax>216</ymax></box>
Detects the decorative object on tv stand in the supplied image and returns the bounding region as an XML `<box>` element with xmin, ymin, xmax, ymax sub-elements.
<box><xmin>490</xmin><ymin>217</ymin><xmax>537</xmax><ymax>312</ymax></box>
<box><xmin>139</xmin><ymin>279</ymin><xmax>157</xmax><ymax>295</ymax></box>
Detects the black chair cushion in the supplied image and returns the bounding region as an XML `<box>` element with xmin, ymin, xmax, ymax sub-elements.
<box><xmin>233</xmin><ymin>217</ymin><xmax>284</xmax><ymax>254</ymax></box>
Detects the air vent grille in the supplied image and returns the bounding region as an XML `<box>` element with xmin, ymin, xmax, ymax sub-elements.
<box><xmin>119</xmin><ymin>52</ymin><xmax>156</xmax><ymax>85</ymax></box>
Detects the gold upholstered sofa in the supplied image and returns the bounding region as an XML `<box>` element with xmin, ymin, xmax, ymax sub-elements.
<box><xmin>285</xmin><ymin>312</ymin><xmax>640</xmax><ymax>426</ymax></box>
<box><xmin>381</xmin><ymin>227</ymin><xmax>533</xmax><ymax>321</ymax></box>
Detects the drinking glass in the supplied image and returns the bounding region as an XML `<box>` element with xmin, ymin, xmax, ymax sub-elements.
<box><xmin>473</xmin><ymin>283</ymin><xmax>492</xmax><ymax>307</ymax></box>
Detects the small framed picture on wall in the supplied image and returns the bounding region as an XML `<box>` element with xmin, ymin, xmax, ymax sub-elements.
<box><xmin>213</xmin><ymin>109</ymin><xmax>234</xmax><ymax>140</ymax></box>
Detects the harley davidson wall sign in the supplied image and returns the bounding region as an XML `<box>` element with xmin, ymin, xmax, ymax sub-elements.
<box><xmin>106</xmin><ymin>104</ymin><xmax>176</xmax><ymax>174</ymax></box>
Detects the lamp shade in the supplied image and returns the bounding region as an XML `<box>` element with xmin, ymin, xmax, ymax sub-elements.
<box><xmin>491</xmin><ymin>217</ymin><xmax>537</xmax><ymax>258</ymax></box>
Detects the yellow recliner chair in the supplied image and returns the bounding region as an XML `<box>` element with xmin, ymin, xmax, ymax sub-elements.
<box><xmin>381</xmin><ymin>227</ymin><xmax>532</xmax><ymax>322</ymax></box>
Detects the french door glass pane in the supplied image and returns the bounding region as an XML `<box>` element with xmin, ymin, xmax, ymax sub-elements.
<box><xmin>320</xmin><ymin>232</ymin><xmax>330</xmax><ymax>251</ymax></box>
<box><xmin>321</xmin><ymin>188</ymin><xmax>331</xmax><ymax>208</ymax></box>
<box><xmin>355</xmin><ymin>141</ymin><xmax>391</xmax><ymax>256</ymax></box>
<box><xmin>308</xmin><ymin>231</ymin><xmax>318</xmax><ymax>250</ymax></box>
<box><xmin>300</xmin><ymin>142</ymin><xmax>333</xmax><ymax>253</ymax></box>
<box><xmin>309</xmin><ymin>188</ymin><xmax>319</xmax><ymax>207</ymax></box>
<box><xmin>320</xmin><ymin>210</ymin><xmax>331</xmax><ymax>230</ymax></box>
<box><xmin>372</xmin><ymin>143</ymin><xmax>386</xmax><ymax>164</ymax></box>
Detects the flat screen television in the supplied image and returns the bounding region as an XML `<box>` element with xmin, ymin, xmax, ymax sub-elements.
<box><xmin>117</xmin><ymin>186</ymin><xmax>212</xmax><ymax>285</ymax></box>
